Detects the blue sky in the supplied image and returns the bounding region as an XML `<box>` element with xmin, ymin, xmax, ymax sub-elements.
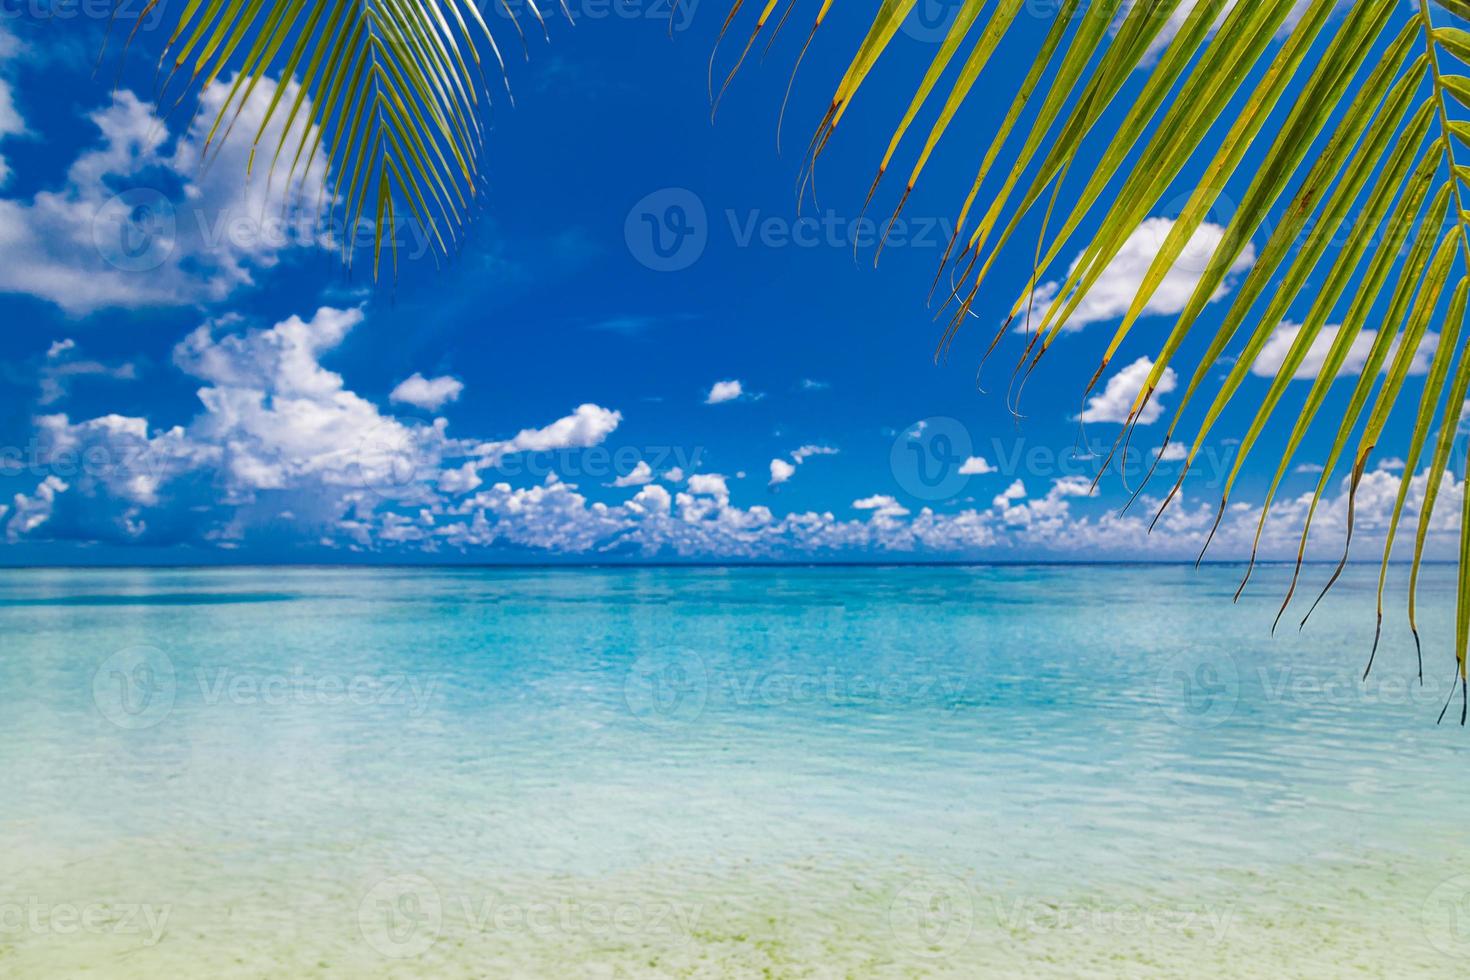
<box><xmin>0</xmin><ymin>1</ymin><xmax>1459</xmax><ymax>564</ymax></box>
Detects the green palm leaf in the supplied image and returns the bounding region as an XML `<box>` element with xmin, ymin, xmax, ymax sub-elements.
<box><xmin>716</xmin><ymin>0</ymin><xmax>1470</xmax><ymax>715</ymax></box>
<box><xmin>139</xmin><ymin>0</ymin><xmax>541</xmax><ymax>279</ymax></box>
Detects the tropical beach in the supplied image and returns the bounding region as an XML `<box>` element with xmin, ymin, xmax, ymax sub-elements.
<box><xmin>6</xmin><ymin>0</ymin><xmax>1470</xmax><ymax>976</ymax></box>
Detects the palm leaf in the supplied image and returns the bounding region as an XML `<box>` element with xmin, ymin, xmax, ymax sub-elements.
<box><xmin>130</xmin><ymin>0</ymin><xmax>546</xmax><ymax>279</ymax></box>
<box><xmin>717</xmin><ymin>0</ymin><xmax>1470</xmax><ymax>714</ymax></box>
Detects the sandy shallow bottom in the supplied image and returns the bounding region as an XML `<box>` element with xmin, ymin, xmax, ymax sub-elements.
<box><xmin>1</xmin><ymin>842</ymin><xmax>1460</xmax><ymax>978</ymax></box>
<box><xmin>4</xmin><ymin>565</ymin><xmax>1470</xmax><ymax>977</ymax></box>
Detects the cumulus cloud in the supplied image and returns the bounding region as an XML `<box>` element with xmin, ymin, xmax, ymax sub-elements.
<box><xmin>769</xmin><ymin>444</ymin><xmax>838</xmax><ymax>486</ymax></box>
<box><xmin>705</xmin><ymin>380</ymin><xmax>744</xmax><ymax>404</ymax></box>
<box><xmin>6</xmin><ymin>476</ymin><xmax>66</xmax><ymax>539</ymax></box>
<box><xmin>15</xmin><ymin>306</ymin><xmax>624</xmax><ymax>547</ymax></box>
<box><xmin>13</xmin><ymin>308</ymin><xmax>1461</xmax><ymax>568</ymax></box>
<box><xmin>0</xmin><ymin>75</ymin><xmax>327</xmax><ymax>315</ymax></box>
<box><xmin>390</xmin><ymin>373</ymin><xmax>464</xmax><ymax>411</ymax></box>
<box><xmin>1251</xmin><ymin>322</ymin><xmax>1438</xmax><ymax>381</ymax></box>
<box><xmin>477</xmin><ymin>404</ymin><xmax>622</xmax><ymax>462</ymax></box>
<box><xmin>959</xmin><ymin>456</ymin><xmax>996</xmax><ymax>475</ymax></box>
<box><xmin>611</xmin><ymin>460</ymin><xmax>654</xmax><ymax>488</ymax></box>
<box><xmin>853</xmin><ymin>494</ymin><xmax>910</xmax><ymax>518</ymax></box>
<box><xmin>1080</xmin><ymin>356</ymin><xmax>1179</xmax><ymax>425</ymax></box>
<box><xmin>1025</xmin><ymin>218</ymin><xmax>1255</xmax><ymax>333</ymax></box>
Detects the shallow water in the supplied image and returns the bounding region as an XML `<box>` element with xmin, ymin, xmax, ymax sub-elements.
<box><xmin>2</xmin><ymin>564</ymin><xmax>1468</xmax><ymax>977</ymax></box>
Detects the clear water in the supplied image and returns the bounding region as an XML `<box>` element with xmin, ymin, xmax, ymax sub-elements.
<box><xmin>2</xmin><ymin>564</ymin><xmax>1468</xmax><ymax>977</ymax></box>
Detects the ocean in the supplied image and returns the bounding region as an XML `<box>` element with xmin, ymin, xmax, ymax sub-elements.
<box><xmin>2</xmin><ymin>564</ymin><xmax>1467</xmax><ymax>977</ymax></box>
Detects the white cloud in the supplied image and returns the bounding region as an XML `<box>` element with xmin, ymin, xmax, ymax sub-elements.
<box><xmin>478</xmin><ymin>404</ymin><xmax>623</xmax><ymax>461</ymax></box>
<box><xmin>37</xmin><ymin>338</ymin><xmax>138</xmax><ymax>405</ymax></box>
<box><xmin>705</xmin><ymin>380</ymin><xmax>744</xmax><ymax>404</ymax></box>
<box><xmin>791</xmin><ymin>444</ymin><xmax>837</xmax><ymax>464</ymax></box>
<box><xmin>687</xmin><ymin>473</ymin><xmax>729</xmax><ymax>498</ymax></box>
<box><xmin>1079</xmin><ymin>356</ymin><xmax>1179</xmax><ymax>425</ymax></box>
<box><xmin>612</xmin><ymin>460</ymin><xmax>654</xmax><ymax>487</ymax></box>
<box><xmin>18</xmin><ymin>306</ymin><xmax>627</xmax><ymax>546</ymax></box>
<box><xmin>1251</xmin><ymin>322</ymin><xmax>1438</xmax><ymax>381</ymax></box>
<box><xmin>993</xmin><ymin>480</ymin><xmax>1027</xmax><ymax>509</ymax></box>
<box><xmin>959</xmin><ymin>456</ymin><xmax>996</xmax><ymax>475</ymax></box>
<box><xmin>6</xmin><ymin>476</ymin><xmax>66</xmax><ymax>539</ymax></box>
<box><xmin>769</xmin><ymin>458</ymin><xmax>797</xmax><ymax>486</ymax></box>
<box><xmin>1026</xmin><ymin>218</ymin><xmax>1254</xmax><ymax>333</ymax></box>
<box><xmin>0</xmin><ymin>27</ymin><xmax>25</xmax><ymax>187</ymax></box>
<box><xmin>0</xmin><ymin>76</ymin><xmax>327</xmax><ymax>315</ymax></box>
<box><xmin>390</xmin><ymin>373</ymin><xmax>464</xmax><ymax>411</ymax></box>
<box><xmin>853</xmin><ymin>494</ymin><xmax>909</xmax><ymax>518</ymax></box>
<box><xmin>769</xmin><ymin>443</ymin><xmax>838</xmax><ymax>486</ymax></box>
<box><xmin>17</xmin><ymin>309</ymin><xmax>1462</xmax><ymax>567</ymax></box>
<box><xmin>1156</xmin><ymin>443</ymin><xmax>1189</xmax><ymax>462</ymax></box>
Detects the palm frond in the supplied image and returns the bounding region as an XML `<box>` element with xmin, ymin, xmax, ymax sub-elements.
<box><xmin>132</xmin><ymin>0</ymin><xmax>546</xmax><ymax>279</ymax></box>
<box><xmin>716</xmin><ymin>0</ymin><xmax>1470</xmax><ymax>710</ymax></box>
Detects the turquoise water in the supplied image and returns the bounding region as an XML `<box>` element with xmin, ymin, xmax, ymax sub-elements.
<box><xmin>2</xmin><ymin>564</ymin><xmax>1469</xmax><ymax>977</ymax></box>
